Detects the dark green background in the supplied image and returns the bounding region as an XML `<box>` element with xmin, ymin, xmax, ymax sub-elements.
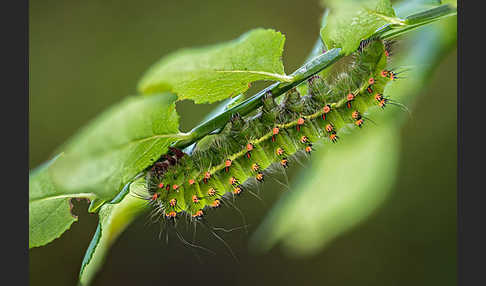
<box><xmin>29</xmin><ymin>0</ymin><xmax>457</xmax><ymax>285</ymax></box>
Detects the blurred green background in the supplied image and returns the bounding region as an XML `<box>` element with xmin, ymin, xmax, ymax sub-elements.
<box><xmin>29</xmin><ymin>0</ymin><xmax>456</xmax><ymax>285</ymax></box>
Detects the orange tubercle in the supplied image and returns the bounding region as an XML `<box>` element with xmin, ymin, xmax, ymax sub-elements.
<box><xmin>251</xmin><ymin>163</ymin><xmax>260</xmax><ymax>172</ymax></box>
<box><xmin>225</xmin><ymin>159</ymin><xmax>232</xmax><ymax>167</ymax></box>
<box><xmin>233</xmin><ymin>186</ymin><xmax>242</xmax><ymax>195</ymax></box>
<box><xmin>330</xmin><ymin>133</ymin><xmax>338</xmax><ymax>142</ymax></box>
<box><xmin>323</xmin><ymin>104</ymin><xmax>331</xmax><ymax>114</ymax></box>
<box><xmin>256</xmin><ymin>172</ymin><xmax>264</xmax><ymax>182</ymax></box>
<box><xmin>325</xmin><ymin>124</ymin><xmax>334</xmax><ymax>132</ymax></box>
<box><xmin>211</xmin><ymin>199</ymin><xmax>221</xmax><ymax>208</ymax></box>
<box><xmin>192</xmin><ymin>210</ymin><xmax>204</xmax><ymax>218</ymax></box>
<box><xmin>280</xmin><ymin>158</ymin><xmax>289</xmax><ymax>168</ymax></box>
<box><xmin>166</xmin><ymin>211</ymin><xmax>177</xmax><ymax>218</ymax></box>
<box><xmin>230</xmin><ymin>177</ymin><xmax>238</xmax><ymax>185</ymax></box>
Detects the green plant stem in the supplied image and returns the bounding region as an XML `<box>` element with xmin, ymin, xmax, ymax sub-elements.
<box><xmin>171</xmin><ymin>4</ymin><xmax>456</xmax><ymax>151</ymax></box>
<box><xmin>172</xmin><ymin>48</ymin><xmax>343</xmax><ymax>149</ymax></box>
<box><xmin>375</xmin><ymin>4</ymin><xmax>457</xmax><ymax>40</ymax></box>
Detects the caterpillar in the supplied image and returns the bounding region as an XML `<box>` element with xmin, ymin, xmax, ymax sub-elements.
<box><xmin>143</xmin><ymin>39</ymin><xmax>399</xmax><ymax>223</ymax></box>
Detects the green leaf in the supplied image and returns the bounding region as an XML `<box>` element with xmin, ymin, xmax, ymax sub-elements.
<box><xmin>393</xmin><ymin>0</ymin><xmax>442</xmax><ymax>17</ymax></box>
<box><xmin>79</xmin><ymin>177</ymin><xmax>150</xmax><ymax>286</ymax></box>
<box><xmin>30</xmin><ymin>94</ymin><xmax>180</xmax><ymax>248</ymax></box>
<box><xmin>49</xmin><ymin>93</ymin><xmax>183</xmax><ymax>203</ymax></box>
<box><xmin>441</xmin><ymin>0</ymin><xmax>456</xmax><ymax>8</ymax></box>
<box><xmin>137</xmin><ymin>28</ymin><xmax>288</xmax><ymax>104</ymax></box>
<box><xmin>29</xmin><ymin>155</ymin><xmax>95</xmax><ymax>248</ymax></box>
<box><xmin>320</xmin><ymin>0</ymin><xmax>396</xmax><ymax>54</ymax></box>
<box><xmin>251</xmin><ymin>126</ymin><xmax>400</xmax><ymax>255</ymax></box>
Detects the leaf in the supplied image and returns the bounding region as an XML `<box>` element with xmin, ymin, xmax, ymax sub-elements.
<box><xmin>320</xmin><ymin>0</ymin><xmax>396</xmax><ymax>54</ymax></box>
<box><xmin>251</xmin><ymin>126</ymin><xmax>400</xmax><ymax>255</ymax></box>
<box><xmin>79</xmin><ymin>177</ymin><xmax>150</xmax><ymax>286</ymax></box>
<box><xmin>441</xmin><ymin>0</ymin><xmax>456</xmax><ymax>8</ymax></box>
<box><xmin>30</xmin><ymin>94</ymin><xmax>180</xmax><ymax>248</ymax></box>
<box><xmin>29</xmin><ymin>155</ymin><xmax>95</xmax><ymax>248</ymax></box>
<box><xmin>137</xmin><ymin>28</ymin><xmax>288</xmax><ymax>104</ymax></box>
<box><xmin>49</xmin><ymin>93</ymin><xmax>182</xmax><ymax>203</ymax></box>
<box><xmin>393</xmin><ymin>0</ymin><xmax>443</xmax><ymax>18</ymax></box>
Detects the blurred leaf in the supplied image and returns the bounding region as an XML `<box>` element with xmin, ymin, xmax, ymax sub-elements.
<box><xmin>393</xmin><ymin>0</ymin><xmax>443</xmax><ymax>17</ymax></box>
<box><xmin>29</xmin><ymin>155</ymin><xmax>95</xmax><ymax>248</ymax></box>
<box><xmin>251</xmin><ymin>12</ymin><xmax>456</xmax><ymax>256</ymax></box>
<box><xmin>137</xmin><ymin>28</ymin><xmax>288</xmax><ymax>103</ymax></box>
<box><xmin>49</xmin><ymin>93</ymin><xmax>182</xmax><ymax>204</ymax></box>
<box><xmin>252</xmin><ymin>126</ymin><xmax>400</xmax><ymax>254</ymax></box>
<box><xmin>79</xmin><ymin>177</ymin><xmax>150</xmax><ymax>286</ymax></box>
<box><xmin>320</xmin><ymin>0</ymin><xmax>396</xmax><ymax>54</ymax></box>
<box><xmin>441</xmin><ymin>0</ymin><xmax>456</xmax><ymax>8</ymax></box>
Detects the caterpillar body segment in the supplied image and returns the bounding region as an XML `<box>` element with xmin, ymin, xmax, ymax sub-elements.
<box><xmin>146</xmin><ymin>40</ymin><xmax>397</xmax><ymax>219</ymax></box>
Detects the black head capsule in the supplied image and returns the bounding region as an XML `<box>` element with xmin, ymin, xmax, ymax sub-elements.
<box><xmin>162</xmin><ymin>154</ymin><xmax>177</xmax><ymax>165</ymax></box>
<box><xmin>152</xmin><ymin>161</ymin><xmax>169</xmax><ymax>175</ymax></box>
<box><xmin>168</xmin><ymin>147</ymin><xmax>185</xmax><ymax>159</ymax></box>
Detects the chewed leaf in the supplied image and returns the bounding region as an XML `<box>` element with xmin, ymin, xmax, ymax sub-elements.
<box><xmin>49</xmin><ymin>93</ymin><xmax>183</xmax><ymax>203</ymax></box>
<box><xmin>320</xmin><ymin>0</ymin><xmax>396</xmax><ymax>54</ymax></box>
<box><xmin>137</xmin><ymin>28</ymin><xmax>287</xmax><ymax>103</ymax></box>
<box><xmin>29</xmin><ymin>155</ymin><xmax>96</xmax><ymax>248</ymax></box>
<box><xmin>79</xmin><ymin>177</ymin><xmax>150</xmax><ymax>286</ymax></box>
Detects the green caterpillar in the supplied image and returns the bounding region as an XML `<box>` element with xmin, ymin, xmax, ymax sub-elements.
<box><xmin>145</xmin><ymin>39</ymin><xmax>397</xmax><ymax>220</ymax></box>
